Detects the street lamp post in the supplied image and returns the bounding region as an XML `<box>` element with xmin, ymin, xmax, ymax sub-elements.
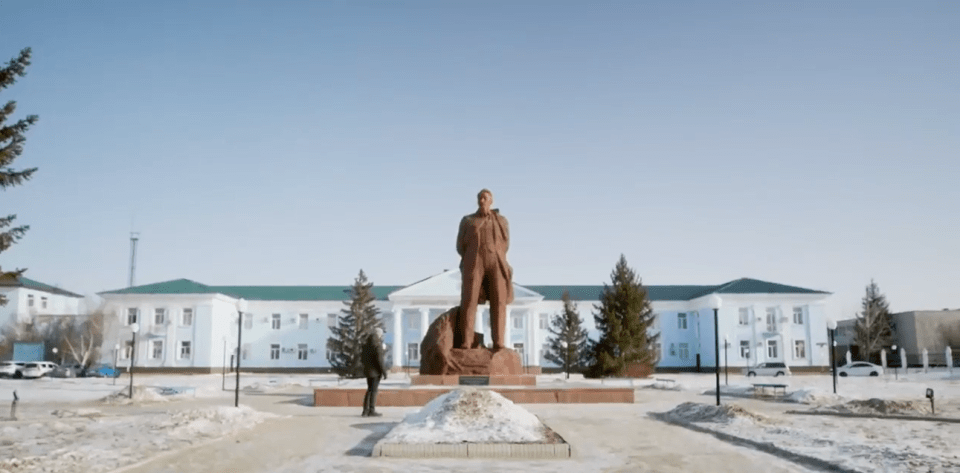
<box><xmin>709</xmin><ymin>294</ymin><xmax>722</xmax><ymax>406</ymax></box>
<box><xmin>129</xmin><ymin>323</ymin><xmax>139</xmax><ymax>398</ymax></box>
<box><xmin>113</xmin><ymin>343</ymin><xmax>120</xmax><ymax>386</ymax></box>
<box><xmin>892</xmin><ymin>344</ymin><xmax>898</xmax><ymax>380</ymax></box>
<box><xmin>827</xmin><ymin>320</ymin><xmax>837</xmax><ymax>394</ymax></box>
<box><xmin>723</xmin><ymin>334</ymin><xmax>729</xmax><ymax>386</ymax></box>
<box><xmin>235</xmin><ymin>298</ymin><xmax>247</xmax><ymax>408</ymax></box>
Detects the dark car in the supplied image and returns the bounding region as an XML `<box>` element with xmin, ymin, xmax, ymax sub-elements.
<box><xmin>85</xmin><ymin>364</ymin><xmax>121</xmax><ymax>378</ymax></box>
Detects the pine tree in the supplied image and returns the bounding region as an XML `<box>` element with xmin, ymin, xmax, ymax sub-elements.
<box><xmin>0</xmin><ymin>48</ymin><xmax>39</xmax><ymax>305</ymax></box>
<box><xmin>854</xmin><ymin>279</ymin><xmax>893</xmax><ymax>363</ymax></box>
<box><xmin>586</xmin><ymin>254</ymin><xmax>659</xmax><ymax>378</ymax></box>
<box><xmin>326</xmin><ymin>269</ymin><xmax>383</xmax><ymax>378</ymax></box>
<box><xmin>543</xmin><ymin>290</ymin><xmax>592</xmax><ymax>378</ymax></box>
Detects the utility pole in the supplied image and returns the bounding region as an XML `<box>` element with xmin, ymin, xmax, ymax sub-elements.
<box><xmin>128</xmin><ymin>232</ymin><xmax>140</xmax><ymax>287</ymax></box>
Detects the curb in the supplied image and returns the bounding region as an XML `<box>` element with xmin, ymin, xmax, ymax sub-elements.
<box><xmin>372</xmin><ymin>440</ymin><xmax>571</xmax><ymax>459</ymax></box>
<box><xmin>785</xmin><ymin>410</ymin><xmax>960</xmax><ymax>423</ymax></box>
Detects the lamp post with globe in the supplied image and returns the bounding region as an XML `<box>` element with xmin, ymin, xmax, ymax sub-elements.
<box><xmin>128</xmin><ymin>323</ymin><xmax>139</xmax><ymax>398</ymax></box>
<box><xmin>708</xmin><ymin>294</ymin><xmax>722</xmax><ymax>406</ymax></box>
<box><xmin>234</xmin><ymin>298</ymin><xmax>247</xmax><ymax>407</ymax></box>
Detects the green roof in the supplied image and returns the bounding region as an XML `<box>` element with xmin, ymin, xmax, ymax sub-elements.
<box><xmin>0</xmin><ymin>276</ymin><xmax>83</xmax><ymax>298</ymax></box>
<box><xmin>100</xmin><ymin>277</ymin><xmax>828</xmax><ymax>301</ymax></box>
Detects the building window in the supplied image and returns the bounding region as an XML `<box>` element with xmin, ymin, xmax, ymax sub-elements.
<box><xmin>41</xmin><ymin>297</ymin><xmax>48</xmax><ymax>309</ymax></box>
<box><xmin>514</xmin><ymin>343</ymin><xmax>525</xmax><ymax>362</ymax></box>
<box><xmin>154</xmin><ymin>308</ymin><xmax>165</xmax><ymax>325</ymax></box>
<box><xmin>327</xmin><ymin>314</ymin><xmax>337</xmax><ymax>328</ymax></box>
<box><xmin>738</xmin><ymin>308</ymin><xmax>750</xmax><ymax>326</ymax></box>
<box><xmin>299</xmin><ymin>313</ymin><xmax>308</xmax><ymax>330</ymax></box>
<box><xmin>793</xmin><ymin>307</ymin><xmax>804</xmax><ymax>325</ymax></box>
<box><xmin>122</xmin><ymin>341</ymin><xmax>133</xmax><ymax>360</ymax></box>
<box><xmin>179</xmin><ymin>341</ymin><xmax>191</xmax><ymax>359</ymax></box>
<box><xmin>540</xmin><ymin>343</ymin><xmax>549</xmax><ymax>362</ymax></box>
<box><xmin>408</xmin><ymin>315</ymin><xmax>419</xmax><ymax>330</ymax></box>
<box><xmin>27</xmin><ymin>294</ymin><xmax>34</xmax><ymax>307</ymax></box>
<box><xmin>794</xmin><ymin>340</ymin><xmax>806</xmax><ymax>359</ymax></box>
<box><xmin>244</xmin><ymin>313</ymin><xmax>253</xmax><ymax>330</ymax></box>
<box><xmin>767</xmin><ymin>340</ymin><xmax>778</xmax><ymax>358</ymax></box>
<box><xmin>678</xmin><ymin>313</ymin><xmax>688</xmax><ymax>330</ymax></box>
<box><xmin>654</xmin><ymin>343</ymin><xmax>662</xmax><ymax>359</ymax></box>
<box><xmin>182</xmin><ymin>308</ymin><xmax>193</xmax><ymax>326</ymax></box>
<box><xmin>150</xmin><ymin>340</ymin><xmax>163</xmax><ymax>360</ymax></box>
<box><xmin>271</xmin><ymin>314</ymin><xmax>281</xmax><ymax>330</ymax></box>
<box><xmin>513</xmin><ymin>315</ymin><xmax>523</xmax><ymax>330</ymax></box>
<box><xmin>127</xmin><ymin>308</ymin><xmax>138</xmax><ymax>325</ymax></box>
<box><xmin>298</xmin><ymin>344</ymin><xmax>308</xmax><ymax>360</ymax></box>
<box><xmin>270</xmin><ymin>344</ymin><xmax>280</xmax><ymax>360</ymax></box>
<box><xmin>765</xmin><ymin>308</ymin><xmax>777</xmax><ymax>332</ymax></box>
<box><xmin>669</xmin><ymin>343</ymin><xmax>676</xmax><ymax>356</ymax></box>
<box><xmin>242</xmin><ymin>343</ymin><xmax>250</xmax><ymax>360</ymax></box>
<box><xmin>740</xmin><ymin>341</ymin><xmax>750</xmax><ymax>359</ymax></box>
<box><xmin>326</xmin><ymin>348</ymin><xmax>334</xmax><ymax>361</ymax></box>
<box><xmin>407</xmin><ymin>343</ymin><xmax>419</xmax><ymax>362</ymax></box>
<box><xmin>539</xmin><ymin>313</ymin><xmax>548</xmax><ymax>330</ymax></box>
<box><xmin>679</xmin><ymin>343</ymin><xmax>690</xmax><ymax>359</ymax></box>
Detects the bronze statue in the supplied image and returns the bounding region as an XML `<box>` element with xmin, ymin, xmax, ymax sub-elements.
<box><xmin>456</xmin><ymin>189</ymin><xmax>514</xmax><ymax>350</ymax></box>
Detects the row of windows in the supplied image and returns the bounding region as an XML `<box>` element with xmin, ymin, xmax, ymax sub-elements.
<box><xmin>400</xmin><ymin>313</ymin><xmax>552</xmax><ymax>331</ymax></box>
<box><xmin>121</xmin><ymin>340</ymin><xmax>193</xmax><ymax>360</ymax></box>
<box><xmin>127</xmin><ymin>308</ymin><xmax>193</xmax><ymax>326</ymax></box>
<box><xmin>672</xmin><ymin>307</ymin><xmax>808</xmax><ymax>331</ymax></box>
<box><xmin>26</xmin><ymin>294</ymin><xmax>49</xmax><ymax>309</ymax></box>
<box><xmin>666</xmin><ymin>340</ymin><xmax>808</xmax><ymax>360</ymax></box>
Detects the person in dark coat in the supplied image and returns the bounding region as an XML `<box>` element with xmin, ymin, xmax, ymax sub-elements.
<box><xmin>361</xmin><ymin>327</ymin><xmax>387</xmax><ymax>417</ymax></box>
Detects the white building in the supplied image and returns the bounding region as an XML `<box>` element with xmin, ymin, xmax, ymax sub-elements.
<box><xmin>0</xmin><ymin>275</ymin><xmax>83</xmax><ymax>327</ymax></box>
<box><xmin>97</xmin><ymin>271</ymin><xmax>832</xmax><ymax>373</ymax></box>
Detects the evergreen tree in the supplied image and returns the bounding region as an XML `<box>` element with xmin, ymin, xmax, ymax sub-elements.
<box><xmin>0</xmin><ymin>48</ymin><xmax>39</xmax><ymax>305</ymax></box>
<box><xmin>854</xmin><ymin>279</ymin><xmax>893</xmax><ymax>362</ymax></box>
<box><xmin>326</xmin><ymin>269</ymin><xmax>383</xmax><ymax>378</ymax></box>
<box><xmin>543</xmin><ymin>291</ymin><xmax>592</xmax><ymax>378</ymax></box>
<box><xmin>586</xmin><ymin>255</ymin><xmax>659</xmax><ymax>377</ymax></box>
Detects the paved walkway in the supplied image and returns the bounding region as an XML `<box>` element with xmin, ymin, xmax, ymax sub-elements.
<box><xmin>116</xmin><ymin>388</ymin><xmax>816</xmax><ymax>473</ymax></box>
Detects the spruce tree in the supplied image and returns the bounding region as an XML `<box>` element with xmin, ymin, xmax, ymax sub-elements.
<box><xmin>0</xmin><ymin>48</ymin><xmax>39</xmax><ymax>305</ymax></box>
<box><xmin>326</xmin><ymin>269</ymin><xmax>383</xmax><ymax>378</ymax></box>
<box><xmin>854</xmin><ymin>279</ymin><xmax>893</xmax><ymax>363</ymax></box>
<box><xmin>543</xmin><ymin>291</ymin><xmax>592</xmax><ymax>378</ymax></box>
<box><xmin>587</xmin><ymin>254</ymin><xmax>659</xmax><ymax>377</ymax></box>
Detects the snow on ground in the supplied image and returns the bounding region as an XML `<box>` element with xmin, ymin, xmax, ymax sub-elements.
<box><xmin>1</xmin><ymin>369</ymin><xmax>960</xmax><ymax>472</ymax></box>
<box><xmin>381</xmin><ymin>388</ymin><xmax>552</xmax><ymax>444</ymax></box>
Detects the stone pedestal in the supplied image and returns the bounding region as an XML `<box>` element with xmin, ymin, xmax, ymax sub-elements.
<box><xmin>447</xmin><ymin>348</ymin><xmax>522</xmax><ymax>376</ymax></box>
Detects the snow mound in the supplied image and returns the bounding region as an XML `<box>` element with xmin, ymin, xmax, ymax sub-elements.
<box><xmin>99</xmin><ymin>386</ymin><xmax>169</xmax><ymax>404</ymax></box>
<box><xmin>786</xmin><ymin>387</ymin><xmax>843</xmax><ymax>405</ymax></box>
<box><xmin>163</xmin><ymin>405</ymin><xmax>278</xmax><ymax>439</ymax></box>
<box><xmin>646</xmin><ymin>380</ymin><xmax>682</xmax><ymax>391</ymax></box>
<box><xmin>659</xmin><ymin>402</ymin><xmax>768</xmax><ymax>424</ymax></box>
<box><xmin>821</xmin><ymin>398</ymin><xmax>931</xmax><ymax>416</ymax></box>
<box><xmin>382</xmin><ymin>388</ymin><xmax>550</xmax><ymax>444</ymax></box>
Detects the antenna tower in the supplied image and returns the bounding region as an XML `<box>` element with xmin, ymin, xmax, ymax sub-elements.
<box><xmin>128</xmin><ymin>232</ymin><xmax>140</xmax><ymax>287</ymax></box>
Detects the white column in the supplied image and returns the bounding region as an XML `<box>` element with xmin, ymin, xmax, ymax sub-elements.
<box><xmin>392</xmin><ymin>309</ymin><xmax>402</xmax><ymax>370</ymax></box>
<box><xmin>419</xmin><ymin>308</ymin><xmax>429</xmax><ymax>343</ymax></box>
<box><xmin>504</xmin><ymin>306</ymin><xmax>513</xmax><ymax>348</ymax></box>
<box><xmin>528</xmin><ymin>310</ymin><xmax>537</xmax><ymax>368</ymax></box>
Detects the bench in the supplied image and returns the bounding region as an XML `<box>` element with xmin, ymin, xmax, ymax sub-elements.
<box><xmin>654</xmin><ymin>378</ymin><xmax>676</xmax><ymax>387</ymax></box>
<box><xmin>752</xmin><ymin>383</ymin><xmax>787</xmax><ymax>398</ymax></box>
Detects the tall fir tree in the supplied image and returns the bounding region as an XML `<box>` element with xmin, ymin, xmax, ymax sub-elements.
<box><xmin>587</xmin><ymin>255</ymin><xmax>659</xmax><ymax>378</ymax></box>
<box><xmin>854</xmin><ymin>279</ymin><xmax>893</xmax><ymax>363</ymax></box>
<box><xmin>543</xmin><ymin>290</ymin><xmax>592</xmax><ymax>378</ymax></box>
<box><xmin>326</xmin><ymin>269</ymin><xmax>383</xmax><ymax>378</ymax></box>
<box><xmin>0</xmin><ymin>48</ymin><xmax>39</xmax><ymax>305</ymax></box>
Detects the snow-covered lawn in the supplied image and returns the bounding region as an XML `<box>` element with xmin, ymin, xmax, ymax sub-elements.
<box><xmin>0</xmin><ymin>369</ymin><xmax>958</xmax><ymax>472</ymax></box>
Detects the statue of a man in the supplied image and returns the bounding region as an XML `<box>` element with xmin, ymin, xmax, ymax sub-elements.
<box><xmin>456</xmin><ymin>189</ymin><xmax>513</xmax><ymax>350</ymax></box>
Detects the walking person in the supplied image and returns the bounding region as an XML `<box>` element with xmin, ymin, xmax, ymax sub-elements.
<box><xmin>361</xmin><ymin>327</ymin><xmax>387</xmax><ymax>417</ymax></box>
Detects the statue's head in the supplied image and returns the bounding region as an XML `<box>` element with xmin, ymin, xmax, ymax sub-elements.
<box><xmin>477</xmin><ymin>189</ymin><xmax>493</xmax><ymax>214</ymax></box>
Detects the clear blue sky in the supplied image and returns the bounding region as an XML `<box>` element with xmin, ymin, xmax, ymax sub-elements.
<box><xmin>2</xmin><ymin>1</ymin><xmax>957</xmax><ymax>322</ymax></box>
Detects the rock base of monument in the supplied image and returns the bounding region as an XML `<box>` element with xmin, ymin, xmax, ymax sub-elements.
<box><xmin>445</xmin><ymin>347</ymin><xmax>522</xmax><ymax>376</ymax></box>
<box><xmin>410</xmin><ymin>374</ymin><xmax>536</xmax><ymax>386</ymax></box>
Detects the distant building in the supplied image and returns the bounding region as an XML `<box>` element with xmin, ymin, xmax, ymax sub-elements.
<box><xmin>97</xmin><ymin>271</ymin><xmax>832</xmax><ymax>373</ymax></box>
<box><xmin>892</xmin><ymin>310</ymin><xmax>960</xmax><ymax>366</ymax></box>
<box><xmin>0</xmin><ymin>275</ymin><xmax>84</xmax><ymax>327</ymax></box>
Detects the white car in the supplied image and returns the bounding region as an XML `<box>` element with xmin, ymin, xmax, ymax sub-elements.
<box><xmin>742</xmin><ymin>362</ymin><xmax>791</xmax><ymax>377</ymax></box>
<box><xmin>837</xmin><ymin>361</ymin><xmax>883</xmax><ymax>377</ymax></box>
<box><xmin>21</xmin><ymin>361</ymin><xmax>58</xmax><ymax>379</ymax></box>
<box><xmin>0</xmin><ymin>361</ymin><xmax>26</xmax><ymax>378</ymax></box>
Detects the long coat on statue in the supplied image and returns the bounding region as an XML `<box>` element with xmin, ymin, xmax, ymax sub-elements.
<box><xmin>456</xmin><ymin>209</ymin><xmax>514</xmax><ymax>305</ymax></box>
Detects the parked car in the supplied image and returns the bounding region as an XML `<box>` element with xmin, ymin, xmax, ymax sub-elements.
<box><xmin>85</xmin><ymin>364</ymin><xmax>121</xmax><ymax>378</ymax></box>
<box><xmin>21</xmin><ymin>361</ymin><xmax>58</xmax><ymax>379</ymax></box>
<box><xmin>0</xmin><ymin>361</ymin><xmax>26</xmax><ymax>378</ymax></box>
<box><xmin>743</xmin><ymin>362</ymin><xmax>791</xmax><ymax>377</ymax></box>
<box><xmin>51</xmin><ymin>363</ymin><xmax>85</xmax><ymax>378</ymax></box>
<box><xmin>837</xmin><ymin>361</ymin><xmax>883</xmax><ymax>377</ymax></box>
